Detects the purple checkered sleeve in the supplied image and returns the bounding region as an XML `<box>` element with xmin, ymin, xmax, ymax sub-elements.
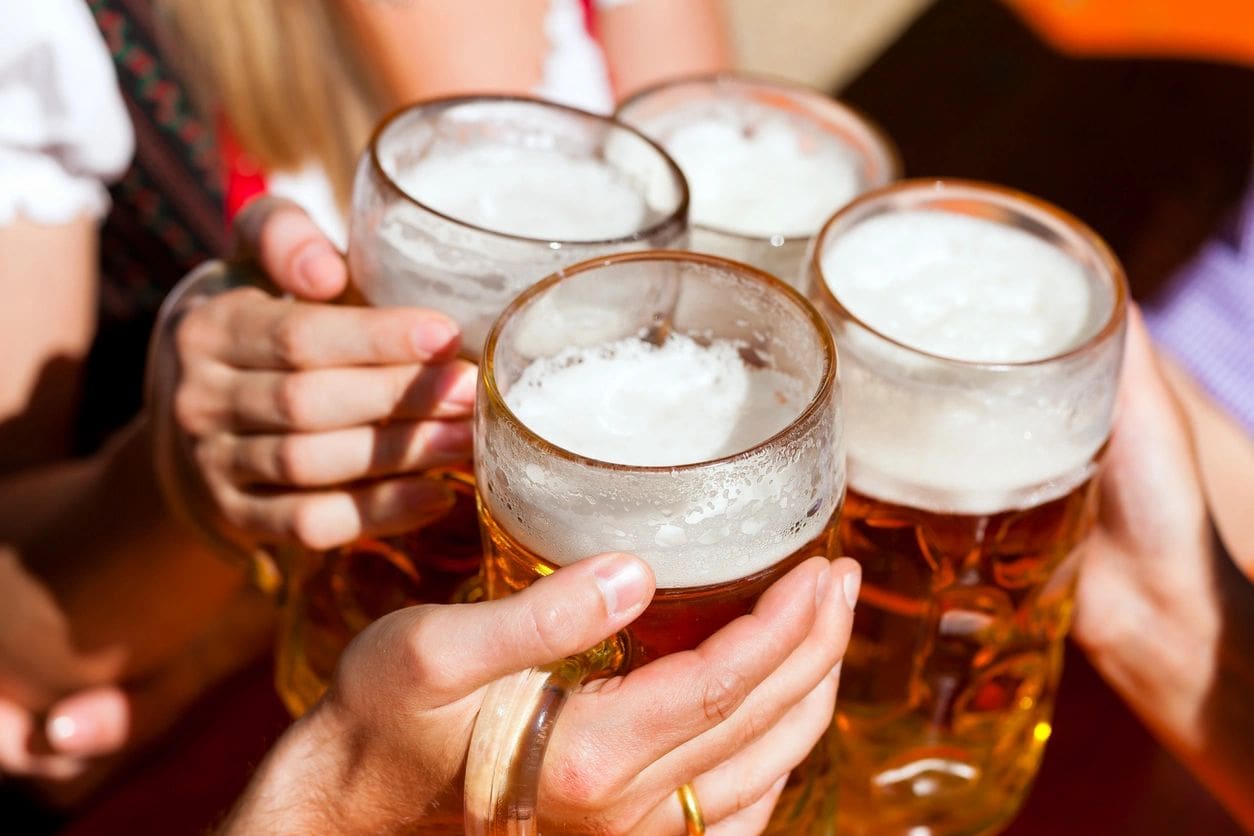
<box><xmin>1144</xmin><ymin>184</ymin><xmax>1254</xmax><ymax>435</ymax></box>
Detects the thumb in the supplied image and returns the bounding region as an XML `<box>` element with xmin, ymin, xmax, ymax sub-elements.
<box><xmin>387</xmin><ymin>553</ymin><xmax>655</xmax><ymax>705</ymax></box>
<box><xmin>233</xmin><ymin>194</ymin><xmax>348</xmax><ymax>300</ymax></box>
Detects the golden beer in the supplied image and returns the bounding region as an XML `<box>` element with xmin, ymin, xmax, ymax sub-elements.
<box><xmin>834</xmin><ymin>477</ymin><xmax>1098</xmax><ymax>834</ymax></box>
<box><xmin>481</xmin><ymin>501</ymin><xmax>835</xmax><ymax>666</ymax></box>
<box><xmin>808</xmin><ymin>180</ymin><xmax>1128</xmax><ymax>835</ymax></box>
<box><xmin>276</xmin><ymin>466</ymin><xmax>482</xmax><ymax>715</ymax></box>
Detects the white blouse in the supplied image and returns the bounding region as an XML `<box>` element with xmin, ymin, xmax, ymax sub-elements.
<box><xmin>0</xmin><ymin>0</ymin><xmax>614</xmax><ymax>245</ymax></box>
<box><xmin>0</xmin><ymin>0</ymin><xmax>134</xmax><ymax>225</ymax></box>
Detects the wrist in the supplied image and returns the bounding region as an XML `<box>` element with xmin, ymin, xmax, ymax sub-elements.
<box><xmin>221</xmin><ymin>704</ymin><xmax>350</xmax><ymax>834</ymax></box>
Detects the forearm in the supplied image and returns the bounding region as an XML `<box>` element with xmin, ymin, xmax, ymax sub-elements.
<box><xmin>0</xmin><ymin>416</ymin><xmax>246</xmax><ymax>691</ymax></box>
<box><xmin>0</xmin><ymin>217</ymin><xmax>98</xmax><ymax>472</ymax></box>
<box><xmin>599</xmin><ymin>0</ymin><xmax>733</xmax><ymax>100</ymax></box>
<box><xmin>219</xmin><ymin>710</ymin><xmax>338</xmax><ymax>835</ymax></box>
<box><xmin>336</xmin><ymin>0</ymin><xmax>548</xmax><ymax>106</ymax></box>
<box><xmin>220</xmin><ymin>703</ymin><xmax>434</xmax><ymax>835</ymax></box>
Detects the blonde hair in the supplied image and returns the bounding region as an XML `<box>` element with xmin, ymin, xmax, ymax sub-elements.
<box><xmin>157</xmin><ymin>0</ymin><xmax>383</xmax><ymax>210</ymax></box>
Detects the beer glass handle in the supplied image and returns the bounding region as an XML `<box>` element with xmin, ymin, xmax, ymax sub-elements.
<box><xmin>147</xmin><ymin>258</ymin><xmax>284</xmax><ymax>593</ymax></box>
<box><xmin>464</xmin><ymin>641</ymin><xmax>620</xmax><ymax>834</ymax></box>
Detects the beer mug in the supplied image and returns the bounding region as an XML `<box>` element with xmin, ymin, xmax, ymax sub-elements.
<box><xmin>466</xmin><ymin>251</ymin><xmax>844</xmax><ymax>832</ymax></box>
<box><xmin>275</xmin><ymin>97</ymin><xmax>689</xmax><ymax>716</ymax></box>
<box><xmin>807</xmin><ymin>180</ymin><xmax>1128</xmax><ymax>834</ymax></box>
<box><xmin>616</xmin><ymin>74</ymin><xmax>898</xmax><ymax>289</ymax></box>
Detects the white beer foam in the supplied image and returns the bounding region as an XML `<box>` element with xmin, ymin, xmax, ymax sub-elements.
<box><xmin>507</xmin><ymin>334</ymin><xmax>804</xmax><ymax>466</ymax></box>
<box><xmin>355</xmin><ymin>143</ymin><xmax>664</xmax><ymax>359</ymax></box>
<box><xmin>393</xmin><ymin>145</ymin><xmax>647</xmax><ymax>241</ymax></box>
<box><xmin>482</xmin><ymin>333</ymin><xmax>840</xmax><ymax>588</ymax></box>
<box><xmin>823</xmin><ymin>211</ymin><xmax>1094</xmax><ymax>363</ymax></box>
<box><xmin>665</xmin><ymin>117</ymin><xmax>861</xmax><ymax>238</ymax></box>
<box><xmin>820</xmin><ymin>211</ymin><xmax>1117</xmax><ymax>515</ymax></box>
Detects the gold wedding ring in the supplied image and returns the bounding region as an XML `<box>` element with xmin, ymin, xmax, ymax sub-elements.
<box><xmin>677</xmin><ymin>783</ymin><xmax>706</xmax><ymax>835</ymax></box>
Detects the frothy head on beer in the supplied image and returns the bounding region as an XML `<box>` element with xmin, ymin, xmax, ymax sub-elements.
<box><xmin>618</xmin><ymin>75</ymin><xmax>898</xmax><ymax>240</ymax></box>
<box><xmin>506</xmin><ymin>334</ymin><xmax>805</xmax><ymax>467</ymax></box>
<box><xmin>477</xmin><ymin>251</ymin><xmax>843</xmax><ymax>588</ymax></box>
<box><xmin>349</xmin><ymin>97</ymin><xmax>688</xmax><ymax>358</ymax></box>
<box><xmin>811</xmin><ymin>180</ymin><xmax>1127</xmax><ymax>515</ymax></box>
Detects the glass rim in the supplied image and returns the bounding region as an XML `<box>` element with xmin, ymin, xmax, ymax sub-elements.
<box><xmin>366</xmin><ymin>94</ymin><xmax>691</xmax><ymax>247</ymax></box>
<box><xmin>481</xmin><ymin>249</ymin><xmax>839</xmax><ymax>474</ymax></box>
<box><xmin>808</xmin><ymin>177</ymin><xmax>1130</xmax><ymax>370</ymax></box>
<box><xmin>615</xmin><ymin>71</ymin><xmax>903</xmax><ymax>244</ymax></box>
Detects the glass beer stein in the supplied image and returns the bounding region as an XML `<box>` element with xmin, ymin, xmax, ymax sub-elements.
<box><xmin>808</xmin><ymin>180</ymin><xmax>1128</xmax><ymax>835</ymax></box>
<box><xmin>276</xmin><ymin>97</ymin><xmax>688</xmax><ymax>716</ymax></box>
<box><xmin>616</xmin><ymin>73</ymin><xmax>899</xmax><ymax>289</ymax></box>
<box><xmin>466</xmin><ymin>250</ymin><xmax>844</xmax><ymax>832</ymax></box>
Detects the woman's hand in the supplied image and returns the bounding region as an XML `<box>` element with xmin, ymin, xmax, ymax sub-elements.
<box><xmin>0</xmin><ymin>545</ymin><xmax>273</xmax><ymax>806</ymax></box>
<box><xmin>170</xmin><ymin>199</ymin><xmax>477</xmax><ymax>551</ymax></box>
<box><xmin>1070</xmin><ymin>305</ymin><xmax>1254</xmax><ymax>829</ymax></box>
<box><xmin>223</xmin><ymin>552</ymin><xmax>860</xmax><ymax>834</ymax></box>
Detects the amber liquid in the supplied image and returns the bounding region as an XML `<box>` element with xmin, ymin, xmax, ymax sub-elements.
<box><xmin>832</xmin><ymin>477</ymin><xmax>1099</xmax><ymax>835</ymax></box>
<box><xmin>479</xmin><ymin>506</ymin><xmax>833</xmax><ymax>668</ymax></box>
<box><xmin>275</xmin><ymin>466</ymin><xmax>484</xmax><ymax>716</ymax></box>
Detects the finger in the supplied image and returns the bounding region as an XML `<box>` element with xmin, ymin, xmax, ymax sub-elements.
<box><xmin>44</xmin><ymin>687</ymin><xmax>132</xmax><ymax>758</ymax></box>
<box><xmin>637</xmin><ymin>662</ymin><xmax>841</xmax><ymax>834</ymax></box>
<box><xmin>545</xmin><ymin>556</ymin><xmax>830</xmax><ymax>805</ymax></box>
<box><xmin>219</xmin><ymin>360</ymin><xmax>476</xmax><ymax>433</ymax></box>
<box><xmin>0</xmin><ymin>699</ymin><xmax>85</xmax><ymax>781</ymax></box>
<box><xmin>359</xmin><ymin>553</ymin><xmax>656</xmax><ymax>708</ymax></box>
<box><xmin>218</xmin><ymin>474</ymin><xmax>459</xmax><ymax>550</ymax></box>
<box><xmin>85</xmin><ymin>589</ymin><xmax>274</xmax><ymax>751</ymax></box>
<box><xmin>234</xmin><ymin>195</ymin><xmax>348</xmax><ymax>299</ymax></box>
<box><xmin>178</xmin><ymin>287</ymin><xmax>462</xmax><ymax>371</ymax></box>
<box><xmin>643</xmin><ymin>558</ymin><xmax>857</xmax><ymax>788</ymax></box>
<box><xmin>706</xmin><ymin>775</ymin><xmax>788</xmax><ymax>836</ymax></box>
<box><xmin>209</xmin><ymin>419</ymin><xmax>472</xmax><ymax>487</ymax></box>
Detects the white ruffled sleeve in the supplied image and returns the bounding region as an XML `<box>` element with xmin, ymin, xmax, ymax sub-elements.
<box><xmin>0</xmin><ymin>0</ymin><xmax>135</xmax><ymax>225</ymax></box>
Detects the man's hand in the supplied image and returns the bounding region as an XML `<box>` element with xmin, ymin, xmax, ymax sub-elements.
<box><xmin>223</xmin><ymin>552</ymin><xmax>860</xmax><ymax>834</ymax></box>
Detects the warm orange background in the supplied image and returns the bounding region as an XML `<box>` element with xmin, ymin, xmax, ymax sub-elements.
<box><xmin>1007</xmin><ymin>0</ymin><xmax>1254</xmax><ymax>67</ymax></box>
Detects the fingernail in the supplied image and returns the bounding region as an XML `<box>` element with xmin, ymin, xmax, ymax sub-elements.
<box><xmin>294</xmin><ymin>240</ymin><xmax>345</xmax><ymax>295</ymax></box>
<box><xmin>815</xmin><ymin>563</ymin><xmax>831</xmax><ymax>607</ymax></box>
<box><xmin>842</xmin><ymin>569</ymin><xmax>861</xmax><ymax>610</ymax></box>
<box><xmin>411</xmin><ymin>317</ymin><xmax>460</xmax><ymax>358</ymax></box>
<box><xmin>593</xmin><ymin>555</ymin><xmax>651</xmax><ymax>620</ymax></box>
<box><xmin>47</xmin><ymin>711</ymin><xmax>94</xmax><ymax>749</ymax></box>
